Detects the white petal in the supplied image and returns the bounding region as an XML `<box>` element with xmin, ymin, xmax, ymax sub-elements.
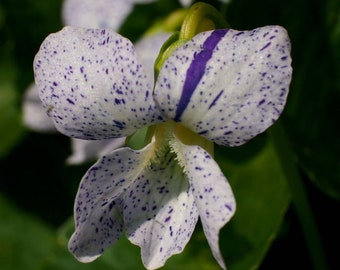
<box><xmin>66</xmin><ymin>137</ymin><xmax>126</xmax><ymax>165</ymax></box>
<box><xmin>154</xmin><ymin>26</ymin><xmax>292</xmax><ymax>146</ymax></box>
<box><xmin>68</xmin><ymin>140</ymin><xmax>156</xmax><ymax>262</ymax></box>
<box><xmin>62</xmin><ymin>0</ymin><xmax>133</xmax><ymax>30</ymax></box>
<box><xmin>34</xmin><ymin>26</ymin><xmax>163</xmax><ymax>140</ymax></box>
<box><xmin>22</xmin><ymin>83</ymin><xmax>56</xmax><ymax>132</ymax></box>
<box><xmin>125</xmin><ymin>149</ymin><xmax>199</xmax><ymax>270</ymax></box>
<box><xmin>135</xmin><ymin>32</ymin><xmax>172</xmax><ymax>84</ymax></box>
<box><xmin>171</xmin><ymin>136</ymin><xmax>236</xmax><ymax>269</ymax></box>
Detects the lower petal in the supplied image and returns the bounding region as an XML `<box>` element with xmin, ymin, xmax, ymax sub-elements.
<box><xmin>68</xmin><ymin>140</ymin><xmax>156</xmax><ymax>262</ymax></box>
<box><xmin>171</xmin><ymin>136</ymin><xmax>236</xmax><ymax>269</ymax></box>
<box><xmin>125</xmin><ymin>149</ymin><xmax>199</xmax><ymax>270</ymax></box>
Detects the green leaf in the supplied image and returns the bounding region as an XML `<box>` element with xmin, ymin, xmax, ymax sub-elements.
<box><xmin>282</xmin><ymin>14</ymin><xmax>340</xmax><ymax>200</ymax></box>
<box><xmin>215</xmin><ymin>136</ymin><xmax>291</xmax><ymax>270</ymax></box>
<box><xmin>0</xmin><ymin>194</ymin><xmax>55</xmax><ymax>270</ymax></box>
<box><xmin>0</xmin><ymin>59</ymin><xmax>24</xmax><ymax>157</ymax></box>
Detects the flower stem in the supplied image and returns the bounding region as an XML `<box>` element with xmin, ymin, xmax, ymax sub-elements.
<box><xmin>270</xmin><ymin>122</ymin><xmax>329</xmax><ymax>270</ymax></box>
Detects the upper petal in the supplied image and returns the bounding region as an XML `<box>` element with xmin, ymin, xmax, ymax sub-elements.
<box><xmin>34</xmin><ymin>26</ymin><xmax>163</xmax><ymax>140</ymax></box>
<box><xmin>62</xmin><ymin>0</ymin><xmax>133</xmax><ymax>30</ymax></box>
<box><xmin>154</xmin><ymin>26</ymin><xmax>292</xmax><ymax>146</ymax></box>
<box><xmin>171</xmin><ymin>136</ymin><xmax>236</xmax><ymax>269</ymax></box>
<box><xmin>68</xmin><ymin>140</ymin><xmax>156</xmax><ymax>262</ymax></box>
<box><xmin>125</xmin><ymin>149</ymin><xmax>199</xmax><ymax>269</ymax></box>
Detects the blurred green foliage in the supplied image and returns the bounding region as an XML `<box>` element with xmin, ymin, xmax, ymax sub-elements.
<box><xmin>0</xmin><ymin>0</ymin><xmax>339</xmax><ymax>269</ymax></box>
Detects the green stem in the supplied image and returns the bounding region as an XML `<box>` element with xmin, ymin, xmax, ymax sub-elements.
<box><xmin>270</xmin><ymin>122</ymin><xmax>329</xmax><ymax>270</ymax></box>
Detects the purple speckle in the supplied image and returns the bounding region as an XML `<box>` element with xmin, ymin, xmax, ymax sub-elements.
<box><xmin>164</xmin><ymin>216</ymin><xmax>171</xmax><ymax>223</ymax></box>
<box><xmin>258</xmin><ymin>99</ymin><xmax>266</xmax><ymax>106</ymax></box>
<box><xmin>208</xmin><ymin>90</ymin><xmax>224</xmax><ymax>110</ymax></box>
<box><xmin>260</xmin><ymin>42</ymin><xmax>271</xmax><ymax>51</ymax></box>
<box><xmin>66</xmin><ymin>98</ymin><xmax>75</xmax><ymax>105</ymax></box>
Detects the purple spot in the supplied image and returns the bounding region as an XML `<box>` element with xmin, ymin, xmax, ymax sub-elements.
<box><xmin>113</xmin><ymin>120</ymin><xmax>125</xmax><ymax>129</ymax></box>
<box><xmin>225</xmin><ymin>203</ymin><xmax>233</xmax><ymax>211</ymax></box>
<box><xmin>208</xmin><ymin>90</ymin><xmax>224</xmax><ymax>109</ymax></box>
<box><xmin>108</xmin><ymin>201</ymin><xmax>116</xmax><ymax>211</ymax></box>
<box><xmin>234</xmin><ymin>31</ymin><xmax>244</xmax><ymax>37</ymax></box>
<box><xmin>258</xmin><ymin>99</ymin><xmax>265</xmax><ymax>106</ymax></box>
<box><xmin>66</xmin><ymin>98</ymin><xmax>75</xmax><ymax>105</ymax></box>
<box><xmin>174</xmin><ymin>30</ymin><xmax>228</xmax><ymax>121</ymax></box>
<box><xmin>115</xmin><ymin>98</ymin><xmax>125</xmax><ymax>105</ymax></box>
<box><xmin>198</xmin><ymin>130</ymin><xmax>208</xmax><ymax>135</ymax></box>
<box><xmin>164</xmin><ymin>216</ymin><xmax>171</xmax><ymax>222</ymax></box>
<box><xmin>260</xmin><ymin>42</ymin><xmax>271</xmax><ymax>51</ymax></box>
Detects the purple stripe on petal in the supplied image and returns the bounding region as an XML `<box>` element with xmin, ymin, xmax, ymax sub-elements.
<box><xmin>174</xmin><ymin>29</ymin><xmax>229</xmax><ymax>121</ymax></box>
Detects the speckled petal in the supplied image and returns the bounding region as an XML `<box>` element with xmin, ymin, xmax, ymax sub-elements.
<box><xmin>66</xmin><ymin>137</ymin><xmax>126</xmax><ymax>165</ymax></box>
<box><xmin>68</xmin><ymin>140</ymin><xmax>156</xmax><ymax>262</ymax></box>
<box><xmin>125</xmin><ymin>150</ymin><xmax>199</xmax><ymax>270</ymax></box>
<box><xmin>171</xmin><ymin>136</ymin><xmax>235</xmax><ymax>269</ymax></box>
<box><xmin>154</xmin><ymin>26</ymin><xmax>292</xmax><ymax>146</ymax></box>
<box><xmin>34</xmin><ymin>26</ymin><xmax>162</xmax><ymax>140</ymax></box>
<box><xmin>62</xmin><ymin>0</ymin><xmax>133</xmax><ymax>30</ymax></box>
<box><xmin>23</xmin><ymin>83</ymin><xmax>56</xmax><ymax>132</ymax></box>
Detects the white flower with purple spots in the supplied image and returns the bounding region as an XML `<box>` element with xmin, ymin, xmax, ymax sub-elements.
<box><xmin>23</xmin><ymin>32</ymin><xmax>169</xmax><ymax>165</ymax></box>
<box><xmin>33</xmin><ymin>20</ymin><xmax>292</xmax><ymax>270</ymax></box>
